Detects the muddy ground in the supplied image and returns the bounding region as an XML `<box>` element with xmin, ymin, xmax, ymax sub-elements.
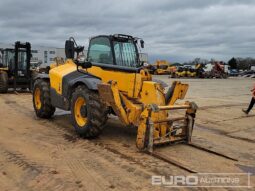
<box><xmin>0</xmin><ymin>77</ymin><xmax>254</xmax><ymax>191</ymax></box>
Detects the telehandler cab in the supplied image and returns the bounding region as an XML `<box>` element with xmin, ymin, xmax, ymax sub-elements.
<box><xmin>33</xmin><ymin>34</ymin><xmax>197</xmax><ymax>151</ymax></box>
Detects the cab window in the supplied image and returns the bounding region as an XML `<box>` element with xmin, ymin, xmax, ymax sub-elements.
<box><xmin>113</xmin><ymin>40</ymin><xmax>137</xmax><ymax>67</ymax></box>
<box><xmin>88</xmin><ymin>37</ymin><xmax>113</xmax><ymax>64</ymax></box>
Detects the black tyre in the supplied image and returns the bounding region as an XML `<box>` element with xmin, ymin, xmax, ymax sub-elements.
<box><xmin>33</xmin><ymin>79</ymin><xmax>55</xmax><ymax>118</ymax></box>
<box><xmin>0</xmin><ymin>71</ymin><xmax>8</xmax><ymax>93</ymax></box>
<box><xmin>71</xmin><ymin>85</ymin><xmax>108</xmax><ymax>138</ymax></box>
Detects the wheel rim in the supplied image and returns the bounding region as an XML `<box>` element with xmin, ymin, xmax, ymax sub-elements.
<box><xmin>34</xmin><ymin>88</ymin><xmax>42</xmax><ymax>109</ymax></box>
<box><xmin>74</xmin><ymin>97</ymin><xmax>87</xmax><ymax>127</ymax></box>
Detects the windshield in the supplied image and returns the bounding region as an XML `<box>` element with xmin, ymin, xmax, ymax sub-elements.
<box><xmin>1</xmin><ymin>49</ymin><xmax>27</xmax><ymax>72</ymax></box>
<box><xmin>113</xmin><ymin>40</ymin><xmax>138</xmax><ymax>68</ymax></box>
<box><xmin>17</xmin><ymin>50</ymin><xmax>27</xmax><ymax>71</ymax></box>
<box><xmin>3</xmin><ymin>50</ymin><xmax>14</xmax><ymax>68</ymax></box>
<box><xmin>88</xmin><ymin>37</ymin><xmax>113</xmax><ymax>65</ymax></box>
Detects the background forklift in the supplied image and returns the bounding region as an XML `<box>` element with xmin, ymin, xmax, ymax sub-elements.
<box><xmin>0</xmin><ymin>41</ymin><xmax>32</xmax><ymax>93</ymax></box>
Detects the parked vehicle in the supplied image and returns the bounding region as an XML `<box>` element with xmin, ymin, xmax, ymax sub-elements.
<box><xmin>228</xmin><ymin>69</ymin><xmax>239</xmax><ymax>77</ymax></box>
<box><xmin>239</xmin><ymin>70</ymin><xmax>255</xmax><ymax>77</ymax></box>
<box><xmin>0</xmin><ymin>41</ymin><xmax>35</xmax><ymax>93</ymax></box>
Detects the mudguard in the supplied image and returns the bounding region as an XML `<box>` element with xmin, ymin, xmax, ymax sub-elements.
<box><xmin>50</xmin><ymin>71</ymin><xmax>101</xmax><ymax>111</ymax></box>
<box><xmin>62</xmin><ymin>71</ymin><xmax>101</xmax><ymax>99</ymax></box>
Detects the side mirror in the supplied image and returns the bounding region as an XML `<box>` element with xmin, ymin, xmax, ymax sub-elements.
<box><xmin>140</xmin><ymin>40</ymin><xmax>144</xmax><ymax>48</ymax></box>
<box><xmin>65</xmin><ymin>40</ymin><xmax>75</xmax><ymax>59</ymax></box>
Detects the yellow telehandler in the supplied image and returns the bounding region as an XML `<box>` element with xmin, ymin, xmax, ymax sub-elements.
<box><xmin>32</xmin><ymin>34</ymin><xmax>197</xmax><ymax>151</ymax></box>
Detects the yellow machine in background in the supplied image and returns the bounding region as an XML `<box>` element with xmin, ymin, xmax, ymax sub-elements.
<box><xmin>33</xmin><ymin>35</ymin><xmax>197</xmax><ymax>151</ymax></box>
<box><xmin>172</xmin><ymin>67</ymin><xmax>197</xmax><ymax>78</ymax></box>
<box><xmin>167</xmin><ymin>65</ymin><xmax>177</xmax><ymax>76</ymax></box>
<box><xmin>174</xmin><ymin>67</ymin><xmax>187</xmax><ymax>77</ymax></box>
<box><xmin>153</xmin><ymin>60</ymin><xmax>170</xmax><ymax>75</ymax></box>
<box><xmin>186</xmin><ymin>68</ymin><xmax>196</xmax><ymax>77</ymax></box>
<box><xmin>171</xmin><ymin>64</ymin><xmax>205</xmax><ymax>78</ymax></box>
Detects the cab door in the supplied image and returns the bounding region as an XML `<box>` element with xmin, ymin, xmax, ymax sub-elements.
<box><xmin>87</xmin><ymin>36</ymin><xmax>140</xmax><ymax>97</ymax></box>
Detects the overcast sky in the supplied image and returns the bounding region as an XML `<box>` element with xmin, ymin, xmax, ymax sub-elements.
<box><xmin>0</xmin><ymin>0</ymin><xmax>255</xmax><ymax>62</ymax></box>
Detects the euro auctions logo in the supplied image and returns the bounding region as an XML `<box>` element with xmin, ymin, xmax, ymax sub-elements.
<box><xmin>152</xmin><ymin>175</ymin><xmax>198</xmax><ymax>187</ymax></box>
<box><xmin>152</xmin><ymin>173</ymin><xmax>252</xmax><ymax>188</ymax></box>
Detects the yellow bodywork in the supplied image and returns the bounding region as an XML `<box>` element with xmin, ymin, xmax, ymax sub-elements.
<box><xmin>49</xmin><ymin>60</ymin><xmax>77</xmax><ymax>94</ymax></box>
<box><xmin>168</xmin><ymin>81</ymin><xmax>189</xmax><ymax>105</ymax></box>
<box><xmin>0</xmin><ymin>68</ymin><xmax>8</xmax><ymax>71</ymax></box>
<box><xmin>50</xmin><ymin>59</ymin><xmax>197</xmax><ymax>150</ymax></box>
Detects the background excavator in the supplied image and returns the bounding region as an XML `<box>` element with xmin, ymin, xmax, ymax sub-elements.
<box><xmin>32</xmin><ymin>34</ymin><xmax>197</xmax><ymax>151</ymax></box>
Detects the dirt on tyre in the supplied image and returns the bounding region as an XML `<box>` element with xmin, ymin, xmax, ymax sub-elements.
<box><xmin>33</xmin><ymin>79</ymin><xmax>55</xmax><ymax>118</ymax></box>
<box><xmin>71</xmin><ymin>85</ymin><xmax>108</xmax><ymax>138</ymax></box>
<box><xmin>0</xmin><ymin>71</ymin><xmax>8</xmax><ymax>93</ymax></box>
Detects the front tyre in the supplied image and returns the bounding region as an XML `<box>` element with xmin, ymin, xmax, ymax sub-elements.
<box><xmin>33</xmin><ymin>79</ymin><xmax>55</xmax><ymax>118</ymax></box>
<box><xmin>71</xmin><ymin>85</ymin><xmax>108</xmax><ymax>138</ymax></box>
<box><xmin>0</xmin><ymin>71</ymin><xmax>8</xmax><ymax>93</ymax></box>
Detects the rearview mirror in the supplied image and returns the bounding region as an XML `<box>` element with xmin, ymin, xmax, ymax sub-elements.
<box><xmin>65</xmin><ymin>40</ymin><xmax>75</xmax><ymax>59</ymax></box>
<box><xmin>140</xmin><ymin>40</ymin><xmax>144</xmax><ymax>48</ymax></box>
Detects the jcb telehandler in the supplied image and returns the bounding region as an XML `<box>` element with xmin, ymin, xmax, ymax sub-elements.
<box><xmin>33</xmin><ymin>34</ymin><xmax>197</xmax><ymax>151</ymax></box>
<box><xmin>0</xmin><ymin>41</ymin><xmax>32</xmax><ymax>93</ymax></box>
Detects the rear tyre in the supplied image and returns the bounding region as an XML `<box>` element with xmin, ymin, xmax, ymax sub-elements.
<box><xmin>71</xmin><ymin>85</ymin><xmax>108</xmax><ymax>138</ymax></box>
<box><xmin>33</xmin><ymin>79</ymin><xmax>55</xmax><ymax>118</ymax></box>
<box><xmin>0</xmin><ymin>71</ymin><xmax>8</xmax><ymax>93</ymax></box>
